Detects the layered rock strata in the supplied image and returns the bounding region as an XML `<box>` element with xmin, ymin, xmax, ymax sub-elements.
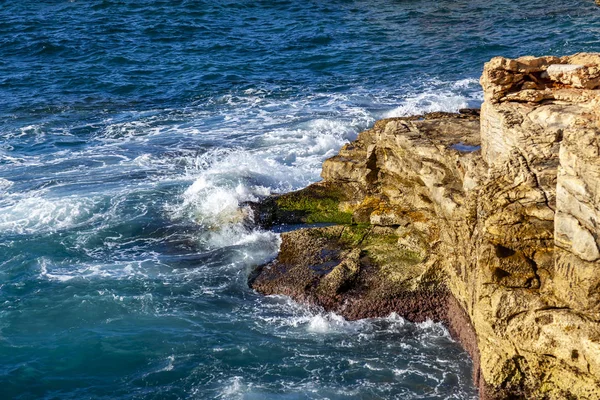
<box><xmin>248</xmin><ymin>54</ymin><xmax>600</xmax><ymax>399</ymax></box>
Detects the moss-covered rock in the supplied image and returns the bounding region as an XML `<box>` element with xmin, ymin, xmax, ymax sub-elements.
<box><xmin>249</xmin><ymin>224</ymin><xmax>448</xmax><ymax>321</ymax></box>
<box><xmin>274</xmin><ymin>183</ymin><xmax>353</xmax><ymax>224</ymax></box>
<box><xmin>247</xmin><ymin>181</ymin><xmax>354</xmax><ymax>227</ymax></box>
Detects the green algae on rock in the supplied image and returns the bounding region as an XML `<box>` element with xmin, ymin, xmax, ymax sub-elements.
<box><xmin>249</xmin><ymin>224</ymin><xmax>448</xmax><ymax>322</ymax></box>
<box><xmin>248</xmin><ymin>182</ymin><xmax>354</xmax><ymax>226</ymax></box>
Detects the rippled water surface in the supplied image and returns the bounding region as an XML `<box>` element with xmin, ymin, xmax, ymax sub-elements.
<box><xmin>1</xmin><ymin>1</ymin><xmax>599</xmax><ymax>399</ymax></box>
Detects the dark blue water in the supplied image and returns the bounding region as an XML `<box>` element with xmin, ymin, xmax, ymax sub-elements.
<box><xmin>1</xmin><ymin>1</ymin><xmax>599</xmax><ymax>399</ymax></box>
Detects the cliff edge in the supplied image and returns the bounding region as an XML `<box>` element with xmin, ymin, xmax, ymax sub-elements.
<box><xmin>248</xmin><ymin>54</ymin><xmax>600</xmax><ymax>399</ymax></box>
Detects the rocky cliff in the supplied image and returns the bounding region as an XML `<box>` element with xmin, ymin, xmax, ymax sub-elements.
<box><xmin>248</xmin><ymin>54</ymin><xmax>600</xmax><ymax>399</ymax></box>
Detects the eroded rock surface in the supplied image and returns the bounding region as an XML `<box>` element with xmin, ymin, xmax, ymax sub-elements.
<box><xmin>248</xmin><ymin>54</ymin><xmax>600</xmax><ymax>399</ymax></box>
<box><xmin>250</xmin><ymin>224</ymin><xmax>448</xmax><ymax>322</ymax></box>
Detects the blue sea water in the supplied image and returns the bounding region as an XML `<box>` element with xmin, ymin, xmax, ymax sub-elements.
<box><xmin>1</xmin><ymin>1</ymin><xmax>599</xmax><ymax>399</ymax></box>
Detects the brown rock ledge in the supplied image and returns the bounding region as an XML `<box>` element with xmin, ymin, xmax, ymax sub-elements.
<box><xmin>248</xmin><ymin>54</ymin><xmax>600</xmax><ymax>400</ymax></box>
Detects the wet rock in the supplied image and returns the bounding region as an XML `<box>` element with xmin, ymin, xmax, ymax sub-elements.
<box><xmin>249</xmin><ymin>224</ymin><xmax>448</xmax><ymax>322</ymax></box>
<box><xmin>245</xmin><ymin>181</ymin><xmax>356</xmax><ymax>228</ymax></box>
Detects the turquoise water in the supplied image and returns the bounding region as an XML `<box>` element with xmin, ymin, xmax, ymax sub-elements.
<box><xmin>1</xmin><ymin>1</ymin><xmax>599</xmax><ymax>399</ymax></box>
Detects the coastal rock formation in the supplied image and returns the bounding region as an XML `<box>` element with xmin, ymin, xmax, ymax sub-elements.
<box><xmin>248</xmin><ymin>54</ymin><xmax>600</xmax><ymax>399</ymax></box>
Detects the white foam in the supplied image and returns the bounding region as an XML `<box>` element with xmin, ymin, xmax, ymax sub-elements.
<box><xmin>0</xmin><ymin>178</ymin><xmax>13</xmax><ymax>193</ymax></box>
<box><xmin>0</xmin><ymin>153</ymin><xmax>33</xmax><ymax>165</ymax></box>
<box><xmin>17</xmin><ymin>124</ymin><xmax>44</xmax><ymax>141</ymax></box>
<box><xmin>257</xmin><ymin>301</ymin><xmax>372</xmax><ymax>336</ymax></box>
<box><xmin>39</xmin><ymin>258</ymin><xmax>75</xmax><ymax>282</ymax></box>
<box><xmin>162</xmin><ymin>355</ymin><xmax>175</xmax><ymax>372</ymax></box>
<box><xmin>196</xmin><ymin>223</ymin><xmax>279</xmax><ymax>250</ymax></box>
<box><xmin>384</xmin><ymin>91</ymin><xmax>469</xmax><ymax>117</ymax></box>
<box><xmin>37</xmin><ymin>257</ymin><xmax>162</xmax><ymax>282</ymax></box>
<box><xmin>416</xmin><ymin>318</ymin><xmax>451</xmax><ymax>338</ymax></box>
<box><xmin>0</xmin><ymin>194</ymin><xmax>100</xmax><ymax>235</ymax></box>
<box><xmin>452</xmin><ymin>78</ymin><xmax>480</xmax><ymax>89</ymax></box>
<box><xmin>307</xmin><ymin>314</ymin><xmax>330</xmax><ymax>333</ymax></box>
<box><xmin>218</xmin><ymin>376</ymin><xmax>246</xmax><ymax>399</ymax></box>
<box><xmin>165</xmin><ymin>157</ymin><xmax>283</xmax><ymax>249</ymax></box>
<box><xmin>383</xmin><ymin>77</ymin><xmax>481</xmax><ymax>118</ymax></box>
<box><xmin>132</xmin><ymin>153</ymin><xmax>153</xmax><ymax>167</ymax></box>
<box><xmin>182</xmin><ymin>177</ymin><xmax>253</xmax><ymax>226</ymax></box>
<box><xmin>364</xmin><ymin>363</ymin><xmax>385</xmax><ymax>371</ymax></box>
<box><xmin>307</xmin><ymin>312</ymin><xmax>357</xmax><ymax>333</ymax></box>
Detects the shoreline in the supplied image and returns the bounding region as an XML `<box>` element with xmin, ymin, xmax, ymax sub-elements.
<box><xmin>248</xmin><ymin>53</ymin><xmax>600</xmax><ymax>399</ymax></box>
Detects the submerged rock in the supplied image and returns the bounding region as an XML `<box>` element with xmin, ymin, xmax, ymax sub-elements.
<box><xmin>249</xmin><ymin>54</ymin><xmax>600</xmax><ymax>400</ymax></box>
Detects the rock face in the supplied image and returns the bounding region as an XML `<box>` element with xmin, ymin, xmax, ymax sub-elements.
<box><xmin>248</xmin><ymin>54</ymin><xmax>600</xmax><ymax>399</ymax></box>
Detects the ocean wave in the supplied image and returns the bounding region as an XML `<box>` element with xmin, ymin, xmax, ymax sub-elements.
<box><xmin>385</xmin><ymin>92</ymin><xmax>469</xmax><ymax>118</ymax></box>
<box><xmin>37</xmin><ymin>257</ymin><xmax>162</xmax><ymax>282</ymax></box>
<box><xmin>382</xmin><ymin>78</ymin><xmax>481</xmax><ymax>118</ymax></box>
<box><xmin>0</xmin><ymin>194</ymin><xmax>101</xmax><ymax>235</ymax></box>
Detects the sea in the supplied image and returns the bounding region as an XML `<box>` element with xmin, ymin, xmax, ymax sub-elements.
<box><xmin>1</xmin><ymin>1</ymin><xmax>598</xmax><ymax>399</ymax></box>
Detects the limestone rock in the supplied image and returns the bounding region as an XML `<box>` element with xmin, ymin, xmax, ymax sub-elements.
<box><xmin>249</xmin><ymin>54</ymin><xmax>600</xmax><ymax>399</ymax></box>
